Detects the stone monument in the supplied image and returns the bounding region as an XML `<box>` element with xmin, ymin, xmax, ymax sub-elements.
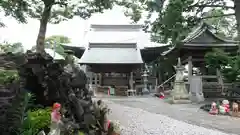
<box><xmin>170</xmin><ymin>58</ymin><xmax>190</xmax><ymax>104</ymax></box>
<box><xmin>189</xmin><ymin>76</ymin><xmax>204</xmax><ymax>103</ymax></box>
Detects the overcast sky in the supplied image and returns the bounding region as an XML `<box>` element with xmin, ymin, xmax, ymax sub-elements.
<box><xmin>0</xmin><ymin>0</ymin><xmax>234</xmax><ymax>50</ymax></box>
<box><xmin>0</xmin><ymin>6</ymin><xmax>137</xmax><ymax>50</ymax></box>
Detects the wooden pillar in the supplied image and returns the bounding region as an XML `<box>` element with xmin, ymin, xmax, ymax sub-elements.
<box><xmin>94</xmin><ymin>73</ymin><xmax>98</xmax><ymax>86</ymax></box>
<box><xmin>89</xmin><ymin>72</ymin><xmax>93</xmax><ymax>85</ymax></box>
<box><xmin>99</xmin><ymin>73</ymin><xmax>102</xmax><ymax>86</ymax></box>
<box><xmin>188</xmin><ymin>56</ymin><xmax>193</xmax><ymax>83</ymax></box>
<box><xmin>129</xmin><ymin>72</ymin><xmax>134</xmax><ymax>89</ymax></box>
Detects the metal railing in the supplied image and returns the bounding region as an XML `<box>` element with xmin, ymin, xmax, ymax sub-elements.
<box><xmin>157</xmin><ymin>74</ymin><xmax>176</xmax><ymax>89</ymax></box>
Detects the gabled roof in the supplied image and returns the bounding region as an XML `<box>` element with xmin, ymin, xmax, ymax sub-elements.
<box><xmin>61</xmin><ymin>43</ymin><xmax>85</xmax><ymax>58</ymax></box>
<box><xmin>162</xmin><ymin>22</ymin><xmax>238</xmax><ymax>56</ymax></box>
<box><xmin>182</xmin><ymin>22</ymin><xmax>238</xmax><ymax>46</ymax></box>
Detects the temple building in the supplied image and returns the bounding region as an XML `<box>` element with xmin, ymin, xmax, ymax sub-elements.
<box><xmin>62</xmin><ymin>22</ymin><xmax>239</xmax><ymax>97</ymax></box>
<box><xmin>163</xmin><ymin>22</ymin><xmax>238</xmax><ymax>97</ymax></box>
<box><xmin>62</xmin><ymin>24</ymin><xmax>166</xmax><ymax>95</ymax></box>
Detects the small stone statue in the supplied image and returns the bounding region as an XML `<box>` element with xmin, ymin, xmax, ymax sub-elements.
<box><xmin>232</xmin><ymin>102</ymin><xmax>239</xmax><ymax>117</ymax></box>
<box><xmin>219</xmin><ymin>100</ymin><xmax>230</xmax><ymax>115</ymax></box>
<box><xmin>209</xmin><ymin>102</ymin><xmax>218</xmax><ymax>115</ymax></box>
<box><xmin>48</xmin><ymin>103</ymin><xmax>63</xmax><ymax>135</ymax></box>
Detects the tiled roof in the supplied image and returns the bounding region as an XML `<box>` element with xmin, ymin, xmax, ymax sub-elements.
<box><xmin>79</xmin><ymin>46</ymin><xmax>143</xmax><ymax>64</ymax></box>
<box><xmin>182</xmin><ymin>22</ymin><xmax>238</xmax><ymax>45</ymax></box>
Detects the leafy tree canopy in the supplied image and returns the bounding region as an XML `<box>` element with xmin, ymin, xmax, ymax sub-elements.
<box><xmin>31</xmin><ymin>35</ymin><xmax>70</xmax><ymax>56</ymax></box>
<box><xmin>0</xmin><ymin>42</ymin><xmax>24</xmax><ymax>54</ymax></box>
<box><xmin>0</xmin><ymin>0</ymin><xmax>29</xmax><ymax>27</ymax></box>
<box><xmin>45</xmin><ymin>35</ymin><xmax>71</xmax><ymax>44</ymax></box>
<box><xmin>203</xmin><ymin>8</ymin><xmax>237</xmax><ymax>40</ymax></box>
<box><xmin>127</xmin><ymin>0</ymin><xmax>237</xmax><ymax>43</ymax></box>
<box><xmin>1</xmin><ymin>0</ymin><xmax>135</xmax><ymax>53</ymax></box>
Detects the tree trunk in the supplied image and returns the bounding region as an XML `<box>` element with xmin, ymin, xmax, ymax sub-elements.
<box><xmin>36</xmin><ymin>5</ymin><xmax>52</xmax><ymax>54</ymax></box>
<box><xmin>234</xmin><ymin>0</ymin><xmax>240</xmax><ymax>52</ymax></box>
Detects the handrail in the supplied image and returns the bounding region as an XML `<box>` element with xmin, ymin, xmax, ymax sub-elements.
<box><xmin>216</xmin><ymin>69</ymin><xmax>224</xmax><ymax>94</ymax></box>
<box><xmin>157</xmin><ymin>74</ymin><xmax>176</xmax><ymax>88</ymax></box>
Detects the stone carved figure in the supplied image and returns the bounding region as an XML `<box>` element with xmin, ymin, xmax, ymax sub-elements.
<box><xmin>209</xmin><ymin>102</ymin><xmax>218</xmax><ymax>115</ymax></box>
<box><xmin>48</xmin><ymin>103</ymin><xmax>63</xmax><ymax>135</ymax></box>
<box><xmin>232</xmin><ymin>102</ymin><xmax>239</xmax><ymax>117</ymax></box>
<box><xmin>219</xmin><ymin>100</ymin><xmax>230</xmax><ymax>114</ymax></box>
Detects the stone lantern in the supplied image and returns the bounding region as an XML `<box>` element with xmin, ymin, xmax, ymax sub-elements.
<box><xmin>170</xmin><ymin>57</ymin><xmax>190</xmax><ymax>104</ymax></box>
<box><xmin>142</xmin><ymin>70</ymin><xmax>149</xmax><ymax>94</ymax></box>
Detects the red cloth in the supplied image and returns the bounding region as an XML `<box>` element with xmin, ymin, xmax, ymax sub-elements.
<box><xmin>51</xmin><ymin>110</ymin><xmax>61</xmax><ymax>122</ymax></box>
<box><xmin>159</xmin><ymin>95</ymin><xmax>164</xmax><ymax>99</ymax></box>
<box><xmin>209</xmin><ymin>108</ymin><xmax>218</xmax><ymax>115</ymax></box>
<box><xmin>107</xmin><ymin>120</ymin><xmax>111</xmax><ymax>128</ymax></box>
<box><xmin>224</xmin><ymin>104</ymin><xmax>230</xmax><ymax>113</ymax></box>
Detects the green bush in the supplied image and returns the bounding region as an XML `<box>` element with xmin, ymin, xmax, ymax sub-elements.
<box><xmin>23</xmin><ymin>108</ymin><xmax>51</xmax><ymax>134</ymax></box>
<box><xmin>0</xmin><ymin>69</ymin><xmax>19</xmax><ymax>84</ymax></box>
<box><xmin>205</xmin><ymin>49</ymin><xmax>240</xmax><ymax>82</ymax></box>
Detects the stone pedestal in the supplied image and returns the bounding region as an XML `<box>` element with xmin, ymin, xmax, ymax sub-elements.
<box><xmin>171</xmin><ymin>80</ymin><xmax>191</xmax><ymax>104</ymax></box>
<box><xmin>170</xmin><ymin>58</ymin><xmax>190</xmax><ymax>104</ymax></box>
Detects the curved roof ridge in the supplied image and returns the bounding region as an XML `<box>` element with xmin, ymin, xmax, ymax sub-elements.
<box><xmin>182</xmin><ymin>22</ymin><xmax>206</xmax><ymax>43</ymax></box>
<box><xmin>182</xmin><ymin>22</ymin><xmax>238</xmax><ymax>44</ymax></box>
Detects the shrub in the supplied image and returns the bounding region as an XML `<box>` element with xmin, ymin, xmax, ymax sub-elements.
<box><xmin>23</xmin><ymin>107</ymin><xmax>51</xmax><ymax>134</ymax></box>
<box><xmin>0</xmin><ymin>69</ymin><xmax>19</xmax><ymax>84</ymax></box>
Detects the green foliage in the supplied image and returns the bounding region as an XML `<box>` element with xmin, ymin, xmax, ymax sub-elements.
<box><xmin>131</xmin><ymin>0</ymin><xmax>237</xmax><ymax>43</ymax></box>
<box><xmin>3</xmin><ymin>0</ymin><xmax>119</xmax><ymax>25</ymax></box>
<box><xmin>203</xmin><ymin>9</ymin><xmax>237</xmax><ymax>40</ymax></box>
<box><xmin>205</xmin><ymin>48</ymin><xmax>230</xmax><ymax>69</ymax></box>
<box><xmin>153</xmin><ymin>0</ymin><xmax>196</xmax><ymax>43</ymax></box>
<box><xmin>205</xmin><ymin>49</ymin><xmax>240</xmax><ymax>82</ymax></box>
<box><xmin>1</xmin><ymin>91</ymin><xmax>33</xmax><ymax>134</ymax></box>
<box><xmin>148</xmin><ymin>55</ymin><xmax>176</xmax><ymax>81</ymax></box>
<box><xmin>0</xmin><ymin>0</ymin><xmax>28</xmax><ymax>27</ymax></box>
<box><xmin>0</xmin><ymin>42</ymin><xmax>24</xmax><ymax>53</ymax></box>
<box><xmin>0</xmin><ymin>69</ymin><xmax>19</xmax><ymax>84</ymax></box>
<box><xmin>23</xmin><ymin>108</ymin><xmax>51</xmax><ymax>134</ymax></box>
<box><xmin>31</xmin><ymin>35</ymin><xmax>71</xmax><ymax>56</ymax></box>
<box><xmin>45</xmin><ymin>35</ymin><xmax>71</xmax><ymax>56</ymax></box>
<box><xmin>0</xmin><ymin>86</ymin><xmax>50</xmax><ymax>134</ymax></box>
<box><xmin>45</xmin><ymin>35</ymin><xmax>71</xmax><ymax>44</ymax></box>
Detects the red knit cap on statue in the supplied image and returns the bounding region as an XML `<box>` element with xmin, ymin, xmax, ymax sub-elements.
<box><xmin>53</xmin><ymin>102</ymin><xmax>61</xmax><ymax>110</ymax></box>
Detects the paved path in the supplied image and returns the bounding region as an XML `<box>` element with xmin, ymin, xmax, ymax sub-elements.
<box><xmin>98</xmin><ymin>96</ymin><xmax>240</xmax><ymax>135</ymax></box>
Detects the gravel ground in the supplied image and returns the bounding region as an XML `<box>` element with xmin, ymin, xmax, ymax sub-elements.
<box><xmin>104</xmin><ymin>100</ymin><xmax>236</xmax><ymax>135</ymax></box>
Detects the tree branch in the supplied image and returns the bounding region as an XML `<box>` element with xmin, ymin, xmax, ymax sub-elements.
<box><xmin>54</xmin><ymin>2</ymin><xmax>67</xmax><ymax>6</ymax></box>
<box><xmin>201</xmin><ymin>13</ymin><xmax>235</xmax><ymax>19</ymax></box>
<box><xmin>191</xmin><ymin>4</ymin><xmax>234</xmax><ymax>9</ymax></box>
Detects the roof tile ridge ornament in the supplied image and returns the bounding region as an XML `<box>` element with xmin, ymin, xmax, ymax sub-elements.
<box><xmin>204</xmin><ymin>23</ymin><xmax>239</xmax><ymax>43</ymax></box>
<box><xmin>177</xmin><ymin>57</ymin><xmax>181</xmax><ymax>67</ymax></box>
<box><xmin>182</xmin><ymin>21</ymin><xmax>239</xmax><ymax>44</ymax></box>
<box><xmin>182</xmin><ymin>22</ymin><xmax>207</xmax><ymax>43</ymax></box>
